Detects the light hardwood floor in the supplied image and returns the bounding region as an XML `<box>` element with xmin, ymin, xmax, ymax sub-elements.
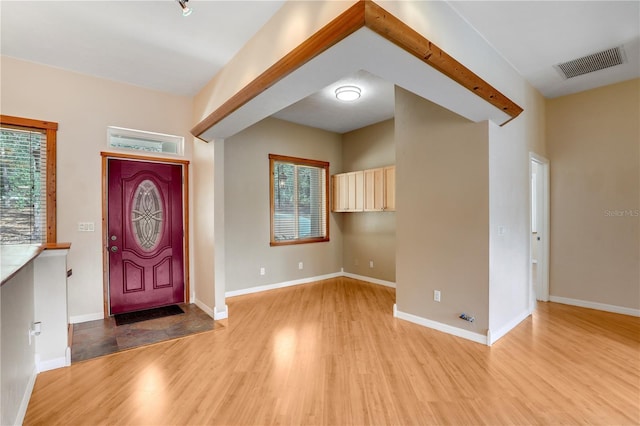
<box><xmin>25</xmin><ymin>277</ymin><xmax>640</xmax><ymax>425</ymax></box>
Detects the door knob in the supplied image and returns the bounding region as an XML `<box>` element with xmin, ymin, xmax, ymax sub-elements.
<box><xmin>110</xmin><ymin>246</ymin><xmax>118</xmax><ymax>252</ymax></box>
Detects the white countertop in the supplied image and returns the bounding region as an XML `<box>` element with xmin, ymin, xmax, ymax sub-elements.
<box><xmin>1</xmin><ymin>244</ymin><xmax>42</xmax><ymax>284</ymax></box>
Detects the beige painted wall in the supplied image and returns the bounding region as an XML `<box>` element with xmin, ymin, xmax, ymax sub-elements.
<box><xmin>342</xmin><ymin>119</ymin><xmax>395</xmax><ymax>282</ymax></box>
<box><xmin>395</xmin><ymin>87</ymin><xmax>490</xmax><ymax>332</ymax></box>
<box><xmin>547</xmin><ymin>79</ymin><xmax>640</xmax><ymax>310</ymax></box>
<box><xmin>191</xmin><ymin>0</ymin><xmax>547</xmax><ymax>341</ymax></box>
<box><xmin>191</xmin><ymin>1</ymin><xmax>357</xmax><ymax>311</ymax></box>
<box><xmin>224</xmin><ymin>118</ymin><xmax>343</xmax><ymax>292</ymax></box>
<box><xmin>192</xmin><ymin>140</ymin><xmax>216</xmax><ymax>310</ymax></box>
<box><xmin>386</xmin><ymin>0</ymin><xmax>547</xmax><ymax>337</ymax></box>
<box><xmin>0</xmin><ymin>56</ymin><xmax>194</xmax><ymax>321</ymax></box>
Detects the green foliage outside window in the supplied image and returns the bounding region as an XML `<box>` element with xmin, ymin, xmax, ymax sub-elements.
<box><xmin>271</xmin><ymin>155</ymin><xmax>328</xmax><ymax>244</ymax></box>
<box><xmin>0</xmin><ymin>127</ymin><xmax>45</xmax><ymax>244</ymax></box>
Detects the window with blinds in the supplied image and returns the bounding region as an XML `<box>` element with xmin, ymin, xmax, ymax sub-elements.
<box><xmin>269</xmin><ymin>154</ymin><xmax>329</xmax><ymax>246</ymax></box>
<box><xmin>0</xmin><ymin>125</ymin><xmax>47</xmax><ymax>244</ymax></box>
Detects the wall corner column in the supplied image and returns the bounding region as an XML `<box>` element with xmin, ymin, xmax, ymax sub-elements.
<box><xmin>213</xmin><ymin>139</ymin><xmax>227</xmax><ymax>319</ymax></box>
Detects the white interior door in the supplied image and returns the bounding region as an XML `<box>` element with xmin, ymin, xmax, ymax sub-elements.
<box><xmin>530</xmin><ymin>154</ymin><xmax>550</xmax><ymax>303</ymax></box>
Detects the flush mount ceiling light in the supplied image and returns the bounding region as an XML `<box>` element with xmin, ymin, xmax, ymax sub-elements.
<box><xmin>335</xmin><ymin>85</ymin><xmax>361</xmax><ymax>102</ymax></box>
<box><xmin>177</xmin><ymin>0</ymin><xmax>193</xmax><ymax>16</ymax></box>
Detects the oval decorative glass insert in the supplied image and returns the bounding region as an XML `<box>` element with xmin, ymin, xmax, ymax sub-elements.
<box><xmin>131</xmin><ymin>179</ymin><xmax>163</xmax><ymax>251</ymax></box>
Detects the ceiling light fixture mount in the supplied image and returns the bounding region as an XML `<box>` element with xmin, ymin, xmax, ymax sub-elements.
<box><xmin>177</xmin><ymin>0</ymin><xmax>193</xmax><ymax>17</ymax></box>
<box><xmin>335</xmin><ymin>85</ymin><xmax>361</xmax><ymax>102</ymax></box>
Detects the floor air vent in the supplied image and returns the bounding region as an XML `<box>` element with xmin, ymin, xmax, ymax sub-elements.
<box><xmin>556</xmin><ymin>46</ymin><xmax>625</xmax><ymax>79</ymax></box>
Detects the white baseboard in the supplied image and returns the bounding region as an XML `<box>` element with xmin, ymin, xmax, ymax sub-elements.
<box><xmin>36</xmin><ymin>355</ymin><xmax>68</xmax><ymax>373</ymax></box>
<box><xmin>487</xmin><ymin>309</ymin><xmax>531</xmax><ymax>346</ymax></box>
<box><xmin>342</xmin><ymin>272</ymin><xmax>396</xmax><ymax>288</ymax></box>
<box><xmin>225</xmin><ymin>272</ymin><xmax>343</xmax><ymax>298</ymax></box>
<box><xmin>194</xmin><ymin>298</ymin><xmax>215</xmax><ymax>318</ymax></box>
<box><xmin>15</xmin><ymin>365</ymin><xmax>38</xmax><ymax>426</ymax></box>
<box><xmin>214</xmin><ymin>304</ymin><xmax>229</xmax><ymax>320</ymax></box>
<box><xmin>69</xmin><ymin>312</ymin><xmax>104</xmax><ymax>324</ymax></box>
<box><xmin>393</xmin><ymin>304</ymin><xmax>488</xmax><ymax>345</ymax></box>
<box><xmin>549</xmin><ymin>295</ymin><xmax>640</xmax><ymax>317</ymax></box>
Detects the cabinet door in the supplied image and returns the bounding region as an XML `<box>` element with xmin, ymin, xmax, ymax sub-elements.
<box><xmin>347</xmin><ymin>172</ymin><xmax>357</xmax><ymax>211</ymax></box>
<box><xmin>332</xmin><ymin>174</ymin><xmax>347</xmax><ymax>212</ymax></box>
<box><xmin>384</xmin><ymin>166</ymin><xmax>395</xmax><ymax>211</ymax></box>
<box><xmin>333</xmin><ymin>172</ymin><xmax>363</xmax><ymax>212</ymax></box>
<box><xmin>347</xmin><ymin>171</ymin><xmax>364</xmax><ymax>212</ymax></box>
<box><xmin>364</xmin><ymin>168</ymin><xmax>384</xmax><ymax>211</ymax></box>
<box><xmin>354</xmin><ymin>171</ymin><xmax>364</xmax><ymax>211</ymax></box>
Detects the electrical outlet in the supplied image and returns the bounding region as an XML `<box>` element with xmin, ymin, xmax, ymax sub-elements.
<box><xmin>434</xmin><ymin>290</ymin><xmax>441</xmax><ymax>302</ymax></box>
<box><xmin>369</xmin><ymin>260</ymin><xmax>374</xmax><ymax>268</ymax></box>
<box><xmin>28</xmin><ymin>322</ymin><xmax>41</xmax><ymax>345</ymax></box>
<box><xmin>298</xmin><ymin>262</ymin><xmax>303</xmax><ymax>270</ymax></box>
<box><xmin>260</xmin><ymin>267</ymin><xmax>265</xmax><ymax>276</ymax></box>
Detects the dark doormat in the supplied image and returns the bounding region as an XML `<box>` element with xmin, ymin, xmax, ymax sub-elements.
<box><xmin>115</xmin><ymin>304</ymin><xmax>184</xmax><ymax>326</ymax></box>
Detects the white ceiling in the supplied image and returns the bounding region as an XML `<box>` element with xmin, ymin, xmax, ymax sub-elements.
<box><xmin>0</xmin><ymin>1</ymin><xmax>286</xmax><ymax>96</ymax></box>
<box><xmin>448</xmin><ymin>0</ymin><xmax>640</xmax><ymax>99</ymax></box>
<box><xmin>272</xmin><ymin>70</ymin><xmax>396</xmax><ymax>134</ymax></box>
<box><xmin>1</xmin><ymin>1</ymin><xmax>639</xmax><ymax>133</ymax></box>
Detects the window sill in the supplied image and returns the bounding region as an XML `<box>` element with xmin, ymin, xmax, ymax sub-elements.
<box><xmin>1</xmin><ymin>242</ymin><xmax>71</xmax><ymax>285</ymax></box>
<box><xmin>270</xmin><ymin>237</ymin><xmax>330</xmax><ymax>247</ymax></box>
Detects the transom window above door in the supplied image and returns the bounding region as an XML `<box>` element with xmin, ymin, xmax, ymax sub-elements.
<box><xmin>269</xmin><ymin>154</ymin><xmax>329</xmax><ymax>246</ymax></box>
<box><xmin>107</xmin><ymin>126</ymin><xmax>184</xmax><ymax>156</ymax></box>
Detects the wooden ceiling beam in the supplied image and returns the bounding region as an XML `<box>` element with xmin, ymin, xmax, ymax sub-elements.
<box><xmin>191</xmin><ymin>0</ymin><xmax>523</xmax><ymax>139</ymax></box>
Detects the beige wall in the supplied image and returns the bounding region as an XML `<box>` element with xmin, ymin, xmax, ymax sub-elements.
<box><xmin>191</xmin><ymin>0</ymin><xmax>547</xmax><ymax>342</ymax></box>
<box><xmin>0</xmin><ymin>56</ymin><xmax>194</xmax><ymax>321</ymax></box>
<box><xmin>341</xmin><ymin>119</ymin><xmax>395</xmax><ymax>282</ymax></box>
<box><xmin>192</xmin><ymin>140</ymin><xmax>216</xmax><ymax>310</ymax></box>
<box><xmin>395</xmin><ymin>87</ymin><xmax>490</xmax><ymax>333</ymax></box>
<box><xmin>191</xmin><ymin>1</ymin><xmax>357</xmax><ymax>310</ymax></box>
<box><xmin>224</xmin><ymin>118</ymin><xmax>343</xmax><ymax>292</ymax></box>
<box><xmin>547</xmin><ymin>79</ymin><xmax>640</xmax><ymax>310</ymax></box>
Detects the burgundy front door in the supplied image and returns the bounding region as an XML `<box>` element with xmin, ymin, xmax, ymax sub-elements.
<box><xmin>108</xmin><ymin>159</ymin><xmax>184</xmax><ymax>314</ymax></box>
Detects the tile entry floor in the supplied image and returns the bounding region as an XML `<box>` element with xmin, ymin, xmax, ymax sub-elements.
<box><xmin>71</xmin><ymin>303</ymin><xmax>217</xmax><ymax>363</ymax></box>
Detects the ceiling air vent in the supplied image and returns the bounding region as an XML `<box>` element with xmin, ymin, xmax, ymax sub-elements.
<box><xmin>556</xmin><ymin>46</ymin><xmax>626</xmax><ymax>79</ymax></box>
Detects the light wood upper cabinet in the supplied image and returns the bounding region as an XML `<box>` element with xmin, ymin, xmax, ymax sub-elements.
<box><xmin>384</xmin><ymin>166</ymin><xmax>395</xmax><ymax>211</ymax></box>
<box><xmin>334</xmin><ymin>166</ymin><xmax>395</xmax><ymax>213</ymax></box>
<box><xmin>352</xmin><ymin>171</ymin><xmax>364</xmax><ymax>211</ymax></box>
<box><xmin>332</xmin><ymin>174</ymin><xmax>345</xmax><ymax>212</ymax></box>
<box><xmin>364</xmin><ymin>168</ymin><xmax>384</xmax><ymax>211</ymax></box>
<box><xmin>364</xmin><ymin>166</ymin><xmax>395</xmax><ymax>212</ymax></box>
<box><xmin>332</xmin><ymin>171</ymin><xmax>363</xmax><ymax>212</ymax></box>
